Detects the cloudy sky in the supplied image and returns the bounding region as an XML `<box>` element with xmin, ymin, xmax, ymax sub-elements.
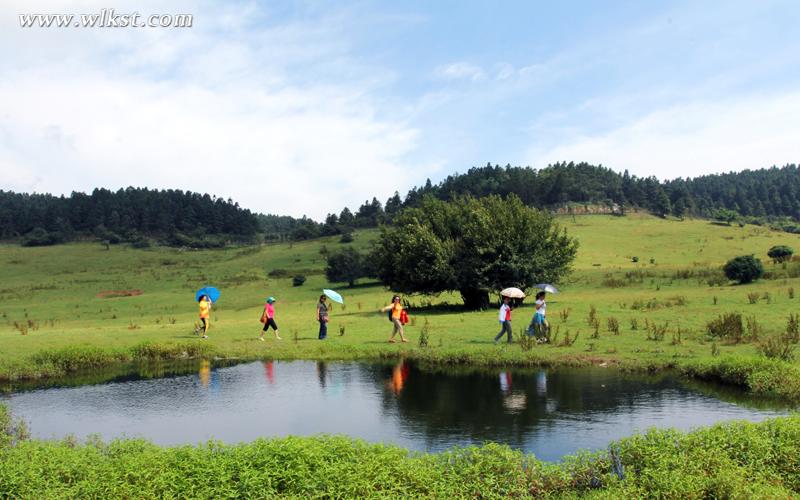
<box><xmin>2</xmin><ymin>1</ymin><xmax>799</xmax><ymax>219</ymax></box>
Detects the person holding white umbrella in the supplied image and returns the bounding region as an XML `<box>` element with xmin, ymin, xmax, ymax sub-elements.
<box><xmin>494</xmin><ymin>296</ymin><xmax>514</xmax><ymax>344</ymax></box>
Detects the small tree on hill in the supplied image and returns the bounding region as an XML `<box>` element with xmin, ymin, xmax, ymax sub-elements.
<box><xmin>767</xmin><ymin>245</ymin><xmax>794</xmax><ymax>263</ymax></box>
<box><xmin>713</xmin><ymin>208</ymin><xmax>738</xmax><ymax>226</ymax></box>
<box><xmin>723</xmin><ymin>255</ymin><xmax>764</xmax><ymax>284</ymax></box>
<box><xmin>325</xmin><ymin>247</ymin><xmax>366</xmax><ymax>287</ymax></box>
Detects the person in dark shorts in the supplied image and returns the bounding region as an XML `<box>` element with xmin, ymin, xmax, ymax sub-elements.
<box><xmin>259</xmin><ymin>296</ymin><xmax>282</xmax><ymax>341</ymax></box>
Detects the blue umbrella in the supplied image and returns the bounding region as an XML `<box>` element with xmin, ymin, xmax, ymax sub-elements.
<box><xmin>322</xmin><ymin>288</ymin><xmax>344</xmax><ymax>304</ymax></box>
<box><xmin>195</xmin><ymin>286</ymin><xmax>221</xmax><ymax>303</ymax></box>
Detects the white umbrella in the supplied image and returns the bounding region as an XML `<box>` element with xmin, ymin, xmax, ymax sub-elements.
<box><xmin>500</xmin><ymin>287</ymin><xmax>526</xmax><ymax>299</ymax></box>
<box><xmin>533</xmin><ymin>283</ymin><xmax>559</xmax><ymax>294</ymax></box>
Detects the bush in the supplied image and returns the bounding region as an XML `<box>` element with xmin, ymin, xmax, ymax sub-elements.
<box><xmin>758</xmin><ymin>335</ymin><xmax>795</xmax><ymax>361</ymax></box>
<box><xmin>339</xmin><ymin>231</ymin><xmax>354</xmax><ymax>243</ymax></box>
<box><xmin>130</xmin><ymin>237</ymin><xmax>151</xmax><ymax>249</ymax></box>
<box><xmin>292</xmin><ymin>275</ymin><xmax>306</xmax><ymax>287</ymax></box>
<box><xmin>21</xmin><ymin>227</ymin><xmax>64</xmax><ymax>247</ymax></box>
<box><xmin>707</xmin><ymin>313</ymin><xmax>744</xmax><ymax>343</ymax></box>
<box><xmin>268</xmin><ymin>269</ymin><xmax>291</xmax><ymax>278</ymax></box>
<box><xmin>768</xmin><ymin>245</ymin><xmax>794</xmax><ymax>263</ymax></box>
<box><xmin>723</xmin><ymin>255</ymin><xmax>764</xmax><ymax>284</ymax></box>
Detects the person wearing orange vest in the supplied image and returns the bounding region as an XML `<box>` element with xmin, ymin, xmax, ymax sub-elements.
<box><xmin>381</xmin><ymin>295</ymin><xmax>407</xmax><ymax>343</ymax></box>
<box><xmin>198</xmin><ymin>295</ymin><xmax>211</xmax><ymax>338</ymax></box>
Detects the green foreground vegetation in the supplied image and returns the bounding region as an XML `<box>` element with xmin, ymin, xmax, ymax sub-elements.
<box><xmin>1</xmin><ymin>404</ymin><xmax>799</xmax><ymax>498</ymax></box>
<box><xmin>2</xmin><ymin>213</ymin><xmax>800</xmax><ymax>396</ymax></box>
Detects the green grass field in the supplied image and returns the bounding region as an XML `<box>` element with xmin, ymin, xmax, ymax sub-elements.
<box><xmin>2</xmin><ymin>213</ymin><xmax>800</xmax><ymax>394</ymax></box>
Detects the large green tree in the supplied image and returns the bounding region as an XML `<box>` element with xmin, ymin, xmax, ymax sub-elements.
<box><xmin>372</xmin><ymin>194</ymin><xmax>578</xmax><ymax>309</ymax></box>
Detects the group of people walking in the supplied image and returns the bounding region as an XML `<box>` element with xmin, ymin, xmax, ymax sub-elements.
<box><xmin>494</xmin><ymin>291</ymin><xmax>549</xmax><ymax>344</ymax></box>
<box><xmin>198</xmin><ymin>290</ymin><xmax>546</xmax><ymax>344</ymax></box>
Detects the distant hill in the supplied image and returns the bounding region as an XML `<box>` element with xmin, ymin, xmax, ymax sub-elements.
<box><xmin>0</xmin><ymin>187</ymin><xmax>258</xmax><ymax>247</ymax></box>
<box><xmin>3</xmin><ymin>162</ymin><xmax>798</xmax><ymax>246</ymax></box>
<box><xmin>403</xmin><ymin>162</ymin><xmax>800</xmax><ymax>221</ymax></box>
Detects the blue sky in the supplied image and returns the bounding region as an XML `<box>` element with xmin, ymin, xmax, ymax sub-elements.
<box><xmin>2</xmin><ymin>0</ymin><xmax>799</xmax><ymax>218</ymax></box>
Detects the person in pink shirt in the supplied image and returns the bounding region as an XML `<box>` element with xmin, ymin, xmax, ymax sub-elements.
<box><xmin>259</xmin><ymin>296</ymin><xmax>282</xmax><ymax>341</ymax></box>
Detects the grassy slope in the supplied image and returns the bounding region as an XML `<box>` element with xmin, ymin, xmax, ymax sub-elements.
<box><xmin>1</xmin><ymin>213</ymin><xmax>799</xmax><ymax>390</ymax></box>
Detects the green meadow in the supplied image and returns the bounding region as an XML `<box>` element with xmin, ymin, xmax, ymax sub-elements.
<box><xmin>2</xmin><ymin>213</ymin><xmax>800</xmax><ymax>396</ymax></box>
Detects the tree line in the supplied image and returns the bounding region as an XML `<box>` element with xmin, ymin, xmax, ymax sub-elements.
<box><xmin>278</xmin><ymin>162</ymin><xmax>800</xmax><ymax>241</ymax></box>
<box><xmin>0</xmin><ymin>188</ymin><xmax>259</xmax><ymax>247</ymax></box>
<box><xmin>3</xmin><ymin>162</ymin><xmax>798</xmax><ymax>245</ymax></box>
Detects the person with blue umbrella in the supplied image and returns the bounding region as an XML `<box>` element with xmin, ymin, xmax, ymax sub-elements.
<box><xmin>195</xmin><ymin>286</ymin><xmax>220</xmax><ymax>339</ymax></box>
<box><xmin>197</xmin><ymin>294</ymin><xmax>211</xmax><ymax>338</ymax></box>
<box><xmin>316</xmin><ymin>294</ymin><xmax>330</xmax><ymax>340</ymax></box>
<box><xmin>317</xmin><ymin>289</ymin><xmax>344</xmax><ymax>340</ymax></box>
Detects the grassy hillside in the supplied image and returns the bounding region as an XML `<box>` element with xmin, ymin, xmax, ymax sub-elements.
<box><xmin>1</xmin><ymin>214</ymin><xmax>799</xmax><ymax>394</ymax></box>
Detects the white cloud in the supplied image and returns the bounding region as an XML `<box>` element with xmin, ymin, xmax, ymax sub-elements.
<box><xmin>0</xmin><ymin>1</ymin><xmax>430</xmax><ymax>219</ymax></box>
<box><xmin>434</xmin><ymin>62</ymin><xmax>485</xmax><ymax>82</ymax></box>
<box><xmin>528</xmin><ymin>92</ymin><xmax>800</xmax><ymax>179</ymax></box>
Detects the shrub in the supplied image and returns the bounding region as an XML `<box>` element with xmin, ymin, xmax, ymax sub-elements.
<box><xmin>787</xmin><ymin>314</ymin><xmax>800</xmax><ymax>343</ymax></box>
<box><xmin>646</xmin><ymin>322</ymin><xmax>667</xmax><ymax>341</ymax></box>
<box><xmin>757</xmin><ymin>335</ymin><xmax>795</xmax><ymax>361</ymax></box>
<box><xmin>339</xmin><ymin>231</ymin><xmax>354</xmax><ymax>243</ymax></box>
<box><xmin>707</xmin><ymin>313</ymin><xmax>744</xmax><ymax>343</ymax></box>
<box><xmin>745</xmin><ymin>316</ymin><xmax>762</xmax><ymax>342</ymax></box>
<box><xmin>292</xmin><ymin>275</ymin><xmax>306</xmax><ymax>287</ymax></box>
<box><xmin>607</xmin><ymin>317</ymin><xmax>620</xmax><ymax>335</ymax></box>
<box><xmin>130</xmin><ymin>237</ymin><xmax>151</xmax><ymax>249</ymax></box>
<box><xmin>557</xmin><ymin>329</ymin><xmax>579</xmax><ymax>347</ymax></box>
<box><xmin>517</xmin><ymin>330</ymin><xmax>534</xmax><ymax>351</ymax></box>
<box><xmin>418</xmin><ymin>319</ymin><xmax>430</xmax><ymax>347</ymax></box>
<box><xmin>587</xmin><ymin>305</ymin><xmax>597</xmax><ymax>327</ymax></box>
<box><xmin>22</xmin><ymin>227</ymin><xmax>65</xmax><ymax>247</ymax></box>
<box><xmin>631</xmin><ymin>256</ymin><xmax>639</xmax><ymax>263</ymax></box>
<box><xmin>767</xmin><ymin>245</ymin><xmax>794</xmax><ymax>263</ymax></box>
<box><xmin>723</xmin><ymin>255</ymin><xmax>764</xmax><ymax>284</ymax></box>
<box><xmin>747</xmin><ymin>292</ymin><xmax>760</xmax><ymax>304</ymax></box>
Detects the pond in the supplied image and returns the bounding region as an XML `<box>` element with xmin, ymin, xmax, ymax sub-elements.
<box><xmin>3</xmin><ymin>360</ymin><xmax>790</xmax><ymax>461</ymax></box>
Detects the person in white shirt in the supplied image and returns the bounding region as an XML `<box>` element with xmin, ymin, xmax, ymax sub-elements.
<box><xmin>494</xmin><ymin>296</ymin><xmax>513</xmax><ymax>343</ymax></box>
<box><xmin>530</xmin><ymin>291</ymin><xmax>549</xmax><ymax>341</ymax></box>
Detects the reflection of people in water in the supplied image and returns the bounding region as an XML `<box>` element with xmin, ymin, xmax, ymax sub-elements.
<box><xmin>199</xmin><ymin>359</ymin><xmax>211</xmax><ymax>388</ymax></box>
<box><xmin>389</xmin><ymin>360</ymin><xmax>410</xmax><ymax>395</ymax></box>
<box><xmin>263</xmin><ymin>361</ymin><xmax>275</xmax><ymax>384</ymax></box>
<box><xmin>536</xmin><ymin>371</ymin><xmax>547</xmax><ymax>396</ymax></box>
<box><xmin>499</xmin><ymin>371</ymin><xmax>512</xmax><ymax>393</ymax></box>
<box><xmin>317</xmin><ymin>361</ymin><xmax>327</xmax><ymax>388</ymax></box>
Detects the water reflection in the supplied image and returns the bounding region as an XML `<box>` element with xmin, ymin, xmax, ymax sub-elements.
<box><xmin>317</xmin><ymin>361</ymin><xmax>327</xmax><ymax>389</ymax></box>
<box><xmin>5</xmin><ymin>360</ymin><xmax>791</xmax><ymax>462</ymax></box>
<box><xmin>388</xmin><ymin>361</ymin><xmax>410</xmax><ymax>396</ymax></box>
<box><xmin>199</xmin><ymin>360</ymin><xmax>211</xmax><ymax>388</ymax></box>
<box><xmin>263</xmin><ymin>361</ymin><xmax>275</xmax><ymax>385</ymax></box>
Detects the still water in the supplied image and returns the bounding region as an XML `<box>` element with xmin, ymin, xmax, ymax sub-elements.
<box><xmin>3</xmin><ymin>360</ymin><xmax>789</xmax><ymax>461</ymax></box>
